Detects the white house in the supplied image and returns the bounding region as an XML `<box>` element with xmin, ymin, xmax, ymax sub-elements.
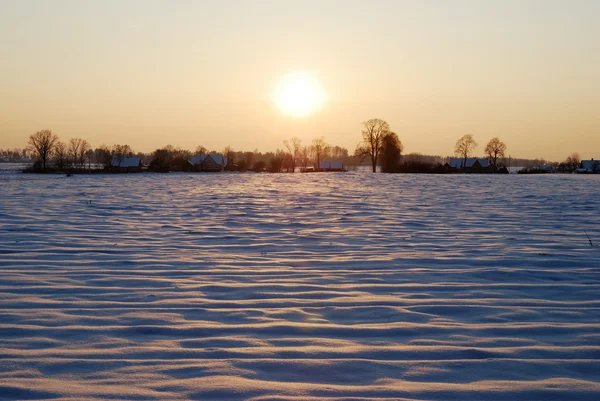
<box><xmin>319</xmin><ymin>160</ymin><xmax>344</xmax><ymax>171</ymax></box>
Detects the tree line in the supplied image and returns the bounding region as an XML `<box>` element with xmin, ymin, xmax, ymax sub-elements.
<box><xmin>23</xmin><ymin>129</ymin><xmax>354</xmax><ymax>173</ymax></box>
<box><xmin>16</xmin><ymin>124</ymin><xmax>586</xmax><ymax>173</ymax></box>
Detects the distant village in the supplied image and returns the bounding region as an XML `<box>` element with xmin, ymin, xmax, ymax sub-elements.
<box><xmin>3</xmin><ymin>119</ymin><xmax>598</xmax><ymax>174</ymax></box>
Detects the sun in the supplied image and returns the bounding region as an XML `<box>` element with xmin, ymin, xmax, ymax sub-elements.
<box><xmin>274</xmin><ymin>72</ymin><xmax>326</xmax><ymax>118</ymax></box>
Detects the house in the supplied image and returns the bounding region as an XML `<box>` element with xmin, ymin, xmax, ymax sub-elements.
<box><xmin>578</xmin><ymin>159</ymin><xmax>600</xmax><ymax>173</ymax></box>
<box><xmin>319</xmin><ymin>160</ymin><xmax>346</xmax><ymax>171</ymax></box>
<box><xmin>189</xmin><ymin>153</ymin><xmax>228</xmax><ymax>172</ymax></box>
<box><xmin>447</xmin><ymin>157</ymin><xmax>490</xmax><ymax>169</ymax></box>
<box><xmin>110</xmin><ymin>156</ymin><xmax>143</xmax><ymax>172</ymax></box>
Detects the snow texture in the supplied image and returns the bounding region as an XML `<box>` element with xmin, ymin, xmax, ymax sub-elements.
<box><xmin>0</xmin><ymin>172</ymin><xmax>599</xmax><ymax>400</ymax></box>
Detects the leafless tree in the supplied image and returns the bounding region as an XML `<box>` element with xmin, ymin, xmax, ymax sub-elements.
<box><xmin>223</xmin><ymin>146</ymin><xmax>235</xmax><ymax>165</ymax></box>
<box><xmin>53</xmin><ymin>141</ymin><xmax>69</xmax><ymax>169</ymax></box>
<box><xmin>283</xmin><ymin>137</ymin><xmax>302</xmax><ymax>172</ymax></box>
<box><xmin>484</xmin><ymin>137</ymin><xmax>507</xmax><ymax>172</ymax></box>
<box><xmin>195</xmin><ymin>145</ymin><xmax>207</xmax><ymax>154</ymax></box>
<box><xmin>355</xmin><ymin>119</ymin><xmax>390</xmax><ymax>173</ymax></box>
<box><xmin>112</xmin><ymin>144</ymin><xmax>133</xmax><ymax>167</ymax></box>
<box><xmin>299</xmin><ymin>146</ymin><xmax>311</xmax><ymax>170</ymax></box>
<box><xmin>68</xmin><ymin>138</ymin><xmax>90</xmax><ymax>168</ymax></box>
<box><xmin>330</xmin><ymin>145</ymin><xmax>349</xmax><ymax>159</ymax></box>
<box><xmin>455</xmin><ymin>134</ymin><xmax>478</xmax><ymax>169</ymax></box>
<box><xmin>311</xmin><ymin>137</ymin><xmax>329</xmax><ymax>169</ymax></box>
<box><xmin>27</xmin><ymin>129</ymin><xmax>59</xmax><ymax>170</ymax></box>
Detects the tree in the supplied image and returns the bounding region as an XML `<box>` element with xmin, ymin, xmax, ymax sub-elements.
<box><xmin>53</xmin><ymin>141</ymin><xmax>69</xmax><ymax>169</ymax></box>
<box><xmin>564</xmin><ymin>153</ymin><xmax>581</xmax><ymax>172</ymax></box>
<box><xmin>28</xmin><ymin>129</ymin><xmax>59</xmax><ymax>171</ymax></box>
<box><xmin>330</xmin><ymin>145</ymin><xmax>349</xmax><ymax>159</ymax></box>
<box><xmin>484</xmin><ymin>137</ymin><xmax>507</xmax><ymax>172</ymax></box>
<box><xmin>269</xmin><ymin>151</ymin><xmax>286</xmax><ymax>173</ymax></box>
<box><xmin>112</xmin><ymin>144</ymin><xmax>133</xmax><ymax>167</ymax></box>
<box><xmin>223</xmin><ymin>146</ymin><xmax>235</xmax><ymax>166</ymax></box>
<box><xmin>455</xmin><ymin>134</ymin><xmax>478</xmax><ymax>169</ymax></box>
<box><xmin>355</xmin><ymin>119</ymin><xmax>390</xmax><ymax>173</ymax></box>
<box><xmin>299</xmin><ymin>146</ymin><xmax>310</xmax><ymax>170</ymax></box>
<box><xmin>379</xmin><ymin>132</ymin><xmax>404</xmax><ymax>173</ymax></box>
<box><xmin>311</xmin><ymin>137</ymin><xmax>329</xmax><ymax>170</ymax></box>
<box><xmin>195</xmin><ymin>145</ymin><xmax>207</xmax><ymax>154</ymax></box>
<box><xmin>96</xmin><ymin>145</ymin><xmax>113</xmax><ymax>167</ymax></box>
<box><xmin>68</xmin><ymin>138</ymin><xmax>90</xmax><ymax>168</ymax></box>
<box><xmin>283</xmin><ymin>137</ymin><xmax>302</xmax><ymax>173</ymax></box>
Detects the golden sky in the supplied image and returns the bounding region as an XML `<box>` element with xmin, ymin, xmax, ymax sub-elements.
<box><xmin>0</xmin><ymin>0</ymin><xmax>598</xmax><ymax>160</ymax></box>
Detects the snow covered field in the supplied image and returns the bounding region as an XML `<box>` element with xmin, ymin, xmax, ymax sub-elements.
<box><xmin>1</xmin><ymin>172</ymin><xmax>599</xmax><ymax>400</ymax></box>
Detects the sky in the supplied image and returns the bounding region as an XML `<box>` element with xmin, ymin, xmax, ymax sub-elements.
<box><xmin>0</xmin><ymin>0</ymin><xmax>598</xmax><ymax>160</ymax></box>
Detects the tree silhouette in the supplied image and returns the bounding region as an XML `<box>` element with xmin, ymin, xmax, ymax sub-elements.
<box><xmin>455</xmin><ymin>134</ymin><xmax>477</xmax><ymax>169</ymax></box>
<box><xmin>28</xmin><ymin>129</ymin><xmax>59</xmax><ymax>171</ymax></box>
<box><xmin>380</xmin><ymin>132</ymin><xmax>404</xmax><ymax>173</ymax></box>
<box><xmin>112</xmin><ymin>144</ymin><xmax>133</xmax><ymax>166</ymax></box>
<box><xmin>53</xmin><ymin>141</ymin><xmax>69</xmax><ymax>169</ymax></box>
<box><xmin>565</xmin><ymin>153</ymin><xmax>581</xmax><ymax>172</ymax></box>
<box><xmin>68</xmin><ymin>138</ymin><xmax>90</xmax><ymax>168</ymax></box>
<box><xmin>223</xmin><ymin>146</ymin><xmax>235</xmax><ymax>166</ymax></box>
<box><xmin>355</xmin><ymin>119</ymin><xmax>390</xmax><ymax>173</ymax></box>
<box><xmin>311</xmin><ymin>137</ymin><xmax>329</xmax><ymax>169</ymax></box>
<box><xmin>484</xmin><ymin>137</ymin><xmax>507</xmax><ymax>172</ymax></box>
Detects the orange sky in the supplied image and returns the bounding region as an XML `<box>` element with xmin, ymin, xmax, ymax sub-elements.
<box><xmin>1</xmin><ymin>0</ymin><xmax>598</xmax><ymax>160</ymax></box>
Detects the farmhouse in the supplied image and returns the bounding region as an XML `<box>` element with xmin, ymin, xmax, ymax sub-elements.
<box><xmin>319</xmin><ymin>160</ymin><xmax>346</xmax><ymax>171</ymax></box>
<box><xmin>110</xmin><ymin>156</ymin><xmax>143</xmax><ymax>172</ymax></box>
<box><xmin>577</xmin><ymin>159</ymin><xmax>600</xmax><ymax>173</ymax></box>
<box><xmin>189</xmin><ymin>153</ymin><xmax>228</xmax><ymax>172</ymax></box>
<box><xmin>448</xmin><ymin>157</ymin><xmax>490</xmax><ymax>169</ymax></box>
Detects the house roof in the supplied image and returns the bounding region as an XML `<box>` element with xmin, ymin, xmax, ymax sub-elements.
<box><xmin>581</xmin><ymin>160</ymin><xmax>599</xmax><ymax>171</ymax></box>
<box><xmin>190</xmin><ymin>153</ymin><xmax>228</xmax><ymax>166</ymax></box>
<box><xmin>190</xmin><ymin>154</ymin><xmax>207</xmax><ymax>165</ymax></box>
<box><xmin>111</xmin><ymin>156</ymin><xmax>141</xmax><ymax>167</ymax></box>
<box><xmin>209</xmin><ymin>154</ymin><xmax>228</xmax><ymax>166</ymax></box>
<box><xmin>449</xmin><ymin>157</ymin><xmax>489</xmax><ymax>168</ymax></box>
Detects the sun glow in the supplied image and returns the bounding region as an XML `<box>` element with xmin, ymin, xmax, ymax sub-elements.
<box><xmin>274</xmin><ymin>72</ymin><xmax>326</xmax><ymax>117</ymax></box>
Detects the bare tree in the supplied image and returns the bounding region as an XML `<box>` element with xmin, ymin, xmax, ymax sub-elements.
<box><xmin>27</xmin><ymin>129</ymin><xmax>59</xmax><ymax>170</ymax></box>
<box><xmin>311</xmin><ymin>137</ymin><xmax>329</xmax><ymax>170</ymax></box>
<box><xmin>330</xmin><ymin>145</ymin><xmax>349</xmax><ymax>159</ymax></box>
<box><xmin>78</xmin><ymin>139</ymin><xmax>91</xmax><ymax>168</ymax></box>
<box><xmin>223</xmin><ymin>146</ymin><xmax>235</xmax><ymax>166</ymax></box>
<box><xmin>68</xmin><ymin>138</ymin><xmax>90</xmax><ymax>168</ymax></box>
<box><xmin>195</xmin><ymin>145</ymin><xmax>207</xmax><ymax>154</ymax></box>
<box><xmin>355</xmin><ymin>119</ymin><xmax>390</xmax><ymax>173</ymax></box>
<box><xmin>112</xmin><ymin>144</ymin><xmax>133</xmax><ymax>167</ymax></box>
<box><xmin>53</xmin><ymin>141</ymin><xmax>69</xmax><ymax>169</ymax></box>
<box><xmin>283</xmin><ymin>137</ymin><xmax>302</xmax><ymax>173</ymax></box>
<box><xmin>85</xmin><ymin>148</ymin><xmax>94</xmax><ymax>169</ymax></box>
<box><xmin>455</xmin><ymin>134</ymin><xmax>478</xmax><ymax>169</ymax></box>
<box><xmin>565</xmin><ymin>153</ymin><xmax>581</xmax><ymax>172</ymax></box>
<box><xmin>299</xmin><ymin>145</ymin><xmax>310</xmax><ymax>170</ymax></box>
<box><xmin>484</xmin><ymin>137</ymin><xmax>507</xmax><ymax>172</ymax></box>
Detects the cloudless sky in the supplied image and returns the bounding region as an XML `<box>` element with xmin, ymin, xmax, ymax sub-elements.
<box><xmin>1</xmin><ymin>0</ymin><xmax>598</xmax><ymax>160</ymax></box>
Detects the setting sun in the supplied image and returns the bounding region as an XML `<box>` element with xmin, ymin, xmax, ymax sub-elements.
<box><xmin>274</xmin><ymin>72</ymin><xmax>326</xmax><ymax>118</ymax></box>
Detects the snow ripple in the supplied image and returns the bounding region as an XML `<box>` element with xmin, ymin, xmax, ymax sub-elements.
<box><xmin>0</xmin><ymin>173</ymin><xmax>599</xmax><ymax>400</ymax></box>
